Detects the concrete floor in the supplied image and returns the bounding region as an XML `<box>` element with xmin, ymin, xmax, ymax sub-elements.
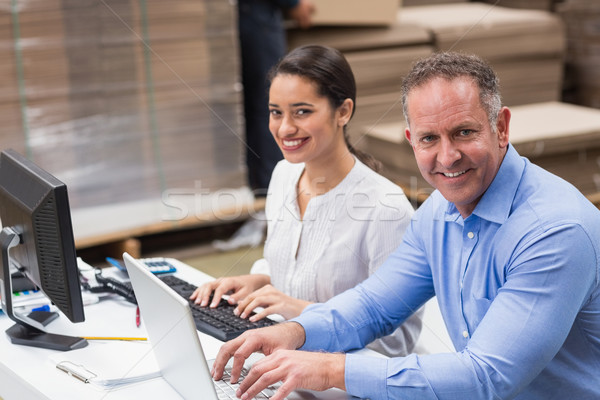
<box><xmin>178</xmin><ymin>244</ymin><xmax>264</xmax><ymax>278</ymax></box>
<box><xmin>134</xmin><ymin>220</ymin><xmax>266</xmax><ymax>279</ymax></box>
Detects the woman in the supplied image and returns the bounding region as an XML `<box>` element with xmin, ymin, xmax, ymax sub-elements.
<box><xmin>191</xmin><ymin>45</ymin><xmax>421</xmax><ymax>356</ymax></box>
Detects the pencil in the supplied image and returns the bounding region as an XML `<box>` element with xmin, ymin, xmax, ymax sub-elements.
<box><xmin>82</xmin><ymin>336</ymin><xmax>147</xmax><ymax>341</ymax></box>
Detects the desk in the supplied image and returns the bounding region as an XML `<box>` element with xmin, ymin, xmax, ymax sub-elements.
<box><xmin>0</xmin><ymin>259</ymin><xmax>452</xmax><ymax>400</ymax></box>
<box><xmin>0</xmin><ymin>259</ymin><xmax>221</xmax><ymax>400</ymax></box>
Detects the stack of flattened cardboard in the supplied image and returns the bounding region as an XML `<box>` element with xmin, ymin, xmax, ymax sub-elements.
<box><xmin>288</xmin><ymin>2</ymin><xmax>567</xmax><ymax>156</ymax></box>
<box><xmin>309</xmin><ymin>0</ymin><xmax>398</xmax><ymax>26</ymax></box>
<box><xmin>364</xmin><ymin>119</ymin><xmax>433</xmax><ymax>203</ymax></box>
<box><xmin>365</xmin><ymin>102</ymin><xmax>600</xmax><ymax>204</ymax></box>
<box><xmin>403</xmin><ymin>0</ymin><xmax>467</xmax><ymax>5</ymax></box>
<box><xmin>287</xmin><ymin>22</ymin><xmax>433</xmax><ymax>148</ymax></box>
<box><xmin>477</xmin><ymin>0</ymin><xmax>558</xmax><ymax>11</ymax></box>
<box><xmin>508</xmin><ymin>102</ymin><xmax>600</xmax><ymax>199</ymax></box>
<box><xmin>1</xmin><ymin>0</ymin><xmax>245</xmax><ymax>229</ymax></box>
<box><xmin>0</xmin><ymin>0</ymin><xmax>252</xmax><ymax>247</ymax></box>
<box><xmin>557</xmin><ymin>1</ymin><xmax>600</xmax><ymax>109</ymax></box>
<box><xmin>398</xmin><ymin>3</ymin><xmax>566</xmax><ymax>107</ymax></box>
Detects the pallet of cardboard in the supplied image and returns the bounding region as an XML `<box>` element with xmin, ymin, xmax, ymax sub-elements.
<box><xmin>1</xmin><ymin>0</ymin><xmax>247</xmax><ymax>247</ymax></box>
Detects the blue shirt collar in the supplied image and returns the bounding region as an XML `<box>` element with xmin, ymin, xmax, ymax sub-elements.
<box><xmin>442</xmin><ymin>144</ymin><xmax>525</xmax><ymax>224</ymax></box>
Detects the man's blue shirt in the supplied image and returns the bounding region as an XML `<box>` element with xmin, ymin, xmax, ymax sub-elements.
<box><xmin>294</xmin><ymin>145</ymin><xmax>600</xmax><ymax>399</ymax></box>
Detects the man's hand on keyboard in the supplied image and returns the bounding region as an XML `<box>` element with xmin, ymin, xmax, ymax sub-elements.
<box><xmin>190</xmin><ymin>274</ymin><xmax>270</xmax><ymax>308</ymax></box>
<box><xmin>212</xmin><ymin>322</ymin><xmax>306</xmax><ymax>384</ymax></box>
<box><xmin>234</xmin><ymin>284</ymin><xmax>312</xmax><ymax>321</ymax></box>
<box><xmin>239</xmin><ymin>349</ymin><xmax>346</xmax><ymax>400</ymax></box>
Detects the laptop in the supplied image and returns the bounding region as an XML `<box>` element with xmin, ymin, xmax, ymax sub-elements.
<box><xmin>123</xmin><ymin>252</ymin><xmax>361</xmax><ymax>400</ymax></box>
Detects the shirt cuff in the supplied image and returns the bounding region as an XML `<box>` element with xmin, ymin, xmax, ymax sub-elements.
<box><xmin>345</xmin><ymin>353</ymin><xmax>388</xmax><ymax>399</ymax></box>
<box><xmin>292</xmin><ymin>304</ymin><xmax>332</xmax><ymax>350</ymax></box>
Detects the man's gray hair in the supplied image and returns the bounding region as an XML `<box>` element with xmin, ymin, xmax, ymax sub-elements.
<box><xmin>401</xmin><ymin>52</ymin><xmax>502</xmax><ymax>129</ymax></box>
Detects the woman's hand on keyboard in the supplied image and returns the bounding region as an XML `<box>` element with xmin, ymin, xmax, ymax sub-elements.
<box><xmin>233</xmin><ymin>284</ymin><xmax>312</xmax><ymax>321</ymax></box>
<box><xmin>190</xmin><ymin>274</ymin><xmax>270</xmax><ymax>307</ymax></box>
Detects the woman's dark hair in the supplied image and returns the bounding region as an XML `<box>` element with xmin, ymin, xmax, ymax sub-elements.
<box><xmin>268</xmin><ymin>45</ymin><xmax>382</xmax><ymax>172</ymax></box>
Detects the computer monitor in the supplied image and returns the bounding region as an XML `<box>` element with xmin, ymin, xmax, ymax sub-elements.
<box><xmin>0</xmin><ymin>149</ymin><xmax>87</xmax><ymax>351</ymax></box>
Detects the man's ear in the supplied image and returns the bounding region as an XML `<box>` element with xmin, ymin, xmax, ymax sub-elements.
<box><xmin>338</xmin><ymin>98</ymin><xmax>354</xmax><ymax>127</ymax></box>
<box><xmin>405</xmin><ymin>127</ymin><xmax>413</xmax><ymax>147</ymax></box>
<box><xmin>496</xmin><ymin>107</ymin><xmax>511</xmax><ymax>148</ymax></box>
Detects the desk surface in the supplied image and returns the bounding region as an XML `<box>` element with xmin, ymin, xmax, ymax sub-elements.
<box><xmin>0</xmin><ymin>258</ymin><xmax>223</xmax><ymax>400</ymax></box>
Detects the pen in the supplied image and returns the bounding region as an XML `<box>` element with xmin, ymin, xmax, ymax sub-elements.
<box><xmin>82</xmin><ymin>337</ymin><xmax>147</xmax><ymax>341</ymax></box>
<box><xmin>56</xmin><ymin>363</ymin><xmax>91</xmax><ymax>383</ymax></box>
<box><xmin>105</xmin><ymin>256</ymin><xmax>126</xmax><ymax>271</ymax></box>
<box><xmin>136</xmin><ymin>305</ymin><xmax>141</xmax><ymax>328</ymax></box>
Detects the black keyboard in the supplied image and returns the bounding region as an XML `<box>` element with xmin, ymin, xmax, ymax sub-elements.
<box><xmin>158</xmin><ymin>275</ymin><xmax>277</xmax><ymax>341</ymax></box>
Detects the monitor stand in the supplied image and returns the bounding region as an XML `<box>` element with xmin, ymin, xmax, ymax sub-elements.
<box><xmin>0</xmin><ymin>228</ymin><xmax>87</xmax><ymax>351</ymax></box>
<box><xmin>5</xmin><ymin>323</ymin><xmax>87</xmax><ymax>351</ymax></box>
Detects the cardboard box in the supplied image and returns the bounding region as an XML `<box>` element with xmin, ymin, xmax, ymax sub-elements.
<box><xmin>310</xmin><ymin>0</ymin><xmax>399</xmax><ymax>26</ymax></box>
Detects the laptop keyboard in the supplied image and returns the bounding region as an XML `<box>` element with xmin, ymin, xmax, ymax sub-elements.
<box><xmin>214</xmin><ymin>366</ymin><xmax>279</xmax><ymax>400</ymax></box>
<box><xmin>158</xmin><ymin>275</ymin><xmax>277</xmax><ymax>341</ymax></box>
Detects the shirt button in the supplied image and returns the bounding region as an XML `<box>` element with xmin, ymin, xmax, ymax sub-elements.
<box><xmin>467</xmin><ymin>232</ymin><xmax>474</xmax><ymax>239</ymax></box>
<box><xmin>462</xmin><ymin>330</ymin><xmax>469</xmax><ymax>338</ymax></box>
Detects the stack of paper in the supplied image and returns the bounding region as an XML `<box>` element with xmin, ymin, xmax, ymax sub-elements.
<box><xmin>398</xmin><ymin>3</ymin><xmax>566</xmax><ymax>107</ymax></box>
<box><xmin>366</xmin><ymin>102</ymin><xmax>600</xmax><ymax>203</ymax></box>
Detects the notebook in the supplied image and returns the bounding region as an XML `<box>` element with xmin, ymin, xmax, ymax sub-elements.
<box><xmin>123</xmin><ymin>252</ymin><xmax>361</xmax><ymax>400</ymax></box>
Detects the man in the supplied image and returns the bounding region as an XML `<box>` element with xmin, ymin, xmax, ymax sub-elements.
<box><xmin>211</xmin><ymin>52</ymin><xmax>600</xmax><ymax>399</ymax></box>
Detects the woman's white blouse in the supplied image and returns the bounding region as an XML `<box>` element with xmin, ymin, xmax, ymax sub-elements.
<box><xmin>251</xmin><ymin>157</ymin><xmax>422</xmax><ymax>356</ymax></box>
